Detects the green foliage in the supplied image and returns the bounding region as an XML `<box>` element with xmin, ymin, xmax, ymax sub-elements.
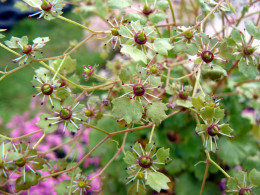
<box><xmin>112</xmin><ymin>97</ymin><xmax>144</xmax><ymax>123</ymax></box>
<box><xmin>146</xmin><ymin>101</ymin><xmax>167</xmax><ymax>125</ymax></box>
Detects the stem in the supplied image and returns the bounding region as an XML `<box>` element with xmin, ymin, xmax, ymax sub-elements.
<box><xmin>0</xmin><ymin>129</ymin><xmax>43</xmax><ymax>141</ymax></box>
<box><xmin>65</xmin><ymin>34</ymin><xmax>96</xmax><ymax>56</ymax></box>
<box><xmin>0</xmin><ymin>42</ymin><xmax>21</xmax><ymax>56</ymax></box>
<box><xmin>52</xmin><ymin>56</ymin><xmax>66</xmax><ymax>80</ymax></box>
<box><xmin>192</xmin><ymin>68</ymin><xmax>201</xmax><ymax>97</ymax></box>
<box><xmin>83</xmin><ymin>122</ymin><xmax>110</xmax><ymax>135</ymax></box>
<box><xmin>33</xmin><ymin>133</ymin><xmax>45</xmax><ymax>149</ymax></box>
<box><xmin>68</xmin><ymin>168</ymin><xmax>75</xmax><ymax>195</ymax></box>
<box><xmin>206</xmin><ymin>153</ymin><xmax>230</xmax><ymax>178</ymax></box>
<box><xmin>93</xmin><ymin>73</ymin><xmax>114</xmax><ymax>82</ymax></box>
<box><xmin>200</xmin><ymin>159</ymin><xmax>209</xmax><ymax>195</ymax></box>
<box><xmin>149</xmin><ymin>124</ymin><xmax>156</xmax><ymax>143</ymax></box>
<box><xmin>110</xmin><ymin>123</ymin><xmax>153</xmax><ymax>136</ymax></box>
<box><xmin>167</xmin><ymin>0</ymin><xmax>176</xmax><ymax>24</ymax></box>
<box><xmin>57</xmin><ymin>16</ymin><xmax>95</xmax><ymax>33</ymax></box>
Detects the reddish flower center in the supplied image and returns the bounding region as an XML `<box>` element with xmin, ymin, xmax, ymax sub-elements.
<box><xmin>60</xmin><ymin>108</ymin><xmax>72</xmax><ymax>120</ymax></box>
<box><xmin>134</xmin><ymin>32</ymin><xmax>147</xmax><ymax>45</ymax></box>
<box><xmin>239</xmin><ymin>188</ymin><xmax>252</xmax><ymax>195</ymax></box>
<box><xmin>41</xmin><ymin>2</ymin><xmax>52</xmax><ymax>11</ymax></box>
<box><xmin>41</xmin><ymin>83</ymin><xmax>54</xmax><ymax>95</ymax></box>
<box><xmin>22</xmin><ymin>45</ymin><xmax>32</xmax><ymax>54</ymax></box>
<box><xmin>133</xmin><ymin>83</ymin><xmax>145</xmax><ymax>96</ymax></box>
<box><xmin>201</xmin><ymin>50</ymin><xmax>214</xmax><ymax>63</ymax></box>
<box><xmin>207</xmin><ymin>124</ymin><xmax>219</xmax><ymax>136</ymax></box>
<box><xmin>139</xmin><ymin>155</ymin><xmax>153</xmax><ymax>168</ymax></box>
<box><xmin>179</xmin><ymin>91</ymin><xmax>188</xmax><ymax>100</ymax></box>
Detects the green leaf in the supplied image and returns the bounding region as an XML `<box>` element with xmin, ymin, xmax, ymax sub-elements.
<box><xmin>219</xmin><ymin>42</ymin><xmax>233</xmax><ymax>60</ymax></box>
<box><xmin>245</xmin><ymin>21</ymin><xmax>260</xmax><ymax>39</ymax></box>
<box><xmin>148</xmin><ymin>12</ymin><xmax>168</xmax><ymax>23</ymax></box>
<box><xmin>156</xmin><ymin>147</ymin><xmax>171</xmax><ymax>163</ymax></box>
<box><xmin>176</xmin><ymin>99</ymin><xmax>193</xmax><ymax>108</ymax></box>
<box><xmin>119</xmin><ymin>67</ymin><xmax>131</xmax><ymax>83</ymax></box>
<box><xmin>199</xmin><ymin>106</ymin><xmax>214</xmax><ymax>120</ymax></box>
<box><xmin>7</xmin><ymin>152</ymin><xmax>24</xmax><ymax>161</ymax></box>
<box><xmin>146</xmin><ymin>101</ymin><xmax>167</xmax><ymax>125</ymax></box>
<box><xmin>192</xmin><ymin>97</ymin><xmax>204</xmax><ymax>109</ymax></box>
<box><xmin>226</xmin><ymin>177</ymin><xmax>238</xmax><ymax>190</ymax></box>
<box><xmin>54</xmin><ymin>180</ymin><xmax>70</xmax><ymax>195</ymax></box>
<box><xmin>112</xmin><ymin>97</ymin><xmax>144</xmax><ymax>123</ymax></box>
<box><xmin>22</xmin><ymin>0</ymin><xmax>41</xmax><ymax>8</ymax></box>
<box><xmin>173</xmin><ymin>42</ymin><xmax>186</xmax><ymax>53</ymax></box>
<box><xmin>219</xmin><ymin>124</ymin><xmax>233</xmax><ymax>135</ymax></box>
<box><xmin>121</xmin><ymin>44</ymin><xmax>147</xmax><ymax>63</ymax></box>
<box><xmin>147</xmin><ymin>172</ymin><xmax>170</xmax><ymax>192</ymax></box>
<box><xmin>157</xmin><ymin>0</ymin><xmax>169</xmax><ymax>10</ymax></box>
<box><xmin>217</xmin><ymin>135</ymin><xmax>258</xmax><ymax>166</ymax></box>
<box><xmin>231</xmin><ymin>30</ymin><xmax>242</xmax><ymax>43</ymax></box>
<box><xmin>124</xmin><ymin>151</ymin><xmax>136</xmax><ymax>165</ymax></box>
<box><xmin>153</xmin><ymin>38</ymin><xmax>173</xmax><ymax>55</ymax></box>
<box><xmin>125</xmin><ymin>13</ymin><xmax>147</xmax><ymax>25</ymax></box>
<box><xmin>128</xmin><ymin>184</ymin><xmax>146</xmax><ymax>195</ymax></box>
<box><xmin>249</xmin><ymin>169</ymin><xmax>260</xmax><ymax>186</ymax></box>
<box><xmin>15</xmin><ymin>170</ymin><xmax>41</xmax><ymax>191</ymax></box>
<box><xmin>51</xmin><ymin>56</ymin><xmax>77</xmax><ymax>74</ymax></box>
<box><xmin>202</xmin><ymin>65</ymin><xmax>227</xmax><ymax>80</ymax></box>
<box><xmin>238</xmin><ymin>60</ymin><xmax>258</xmax><ymax>79</ymax></box>
<box><xmin>55</xmin><ymin>86</ymin><xmax>70</xmax><ymax>100</ymax></box>
<box><xmin>5</xmin><ymin>36</ymin><xmax>28</xmax><ymax>49</ymax></box>
<box><xmin>37</xmin><ymin>114</ymin><xmax>59</xmax><ymax>134</ymax></box>
<box><xmin>186</xmin><ymin>43</ymin><xmax>198</xmax><ymax>55</ymax></box>
<box><xmin>214</xmin><ymin>107</ymin><xmax>225</xmax><ymax>119</ymax></box>
<box><xmin>108</xmin><ymin>0</ymin><xmax>132</xmax><ymax>9</ymax></box>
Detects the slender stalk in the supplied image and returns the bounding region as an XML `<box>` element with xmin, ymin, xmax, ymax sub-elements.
<box><xmin>149</xmin><ymin>124</ymin><xmax>156</xmax><ymax>143</ymax></box>
<box><xmin>52</xmin><ymin>56</ymin><xmax>66</xmax><ymax>80</ymax></box>
<box><xmin>58</xmin><ymin>16</ymin><xmax>95</xmax><ymax>33</ymax></box>
<box><xmin>83</xmin><ymin>122</ymin><xmax>110</xmax><ymax>135</ymax></box>
<box><xmin>206</xmin><ymin>153</ymin><xmax>230</xmax><ymax>178</ymax></box>
<box><xmin>0</xmin><ymin>129</ymin><xmax>43</xmax><ymax>141</ymax></box>
<box><xmin>33</xmin><ymin>133</ymin><xmax>45</xmax><ymax>149</ymax></box>
<box><xmin>200</xmin><ymin>159</ymin><xmax>209</xmax><ymax>195</ymax></box>
<box><xmin>93</xmin><ymin>73</ymin><xmax>114</xmax><ymax>82</ymax></box>
<box><xmin>167</xmin><ymin>0</ymin><xmax>176</xmax><ymax>24</ymax></box>
<box><xmin>110</xmin><ymin>123</ymin><xmax>153</xmax><ymax>136</ymax></box>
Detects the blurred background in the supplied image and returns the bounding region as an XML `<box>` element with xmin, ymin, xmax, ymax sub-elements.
<box><xmin>0</xmin><ymin>0</ymin><xmax>108</xmax><ymax>126</ymax></box>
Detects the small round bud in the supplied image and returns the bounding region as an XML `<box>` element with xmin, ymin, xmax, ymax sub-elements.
<box><xmin>134</xmin><ymin>32</ymin><xmax>147</xmax><ymax>45</ymax></box>
<box><xmin>136</xmin><ymin>172</ymin><xmax>145</xmax><ymax>180</ymax></box>
<box><xmin>41</xmin><ymin>83</ymin><xmax>54</xmax><ymax>95</ymax></box>
<box><xmin>15</xmin><ymin>157</ymin><xmax>26</xmax><ymax>167</ymax></box>
<box><xmin>84</xmin><ymin>109</ymin><xmax>93</xmax><ymax>117</ymax></box>
<box><xmin>139</xmin><ymin>155</ymin><xmax>153</xmax><ymax>168</ymax></box>
<box><xmin>179</xmin><ymin>91</ymin><xmax>188</xmax><ymax>100</ymax></box>
<box><xmin>58</xmin><ymin>79</ymin><xmax>66</xmax><ymax>88</ymax></box>
<box><xmin>41</xmin><ymin>1</ymin><xmax>52</xmax><ymax>11</ymax></box>
<box><xmin>243</xmin><ymin>46</ymin><xmax>256</xmax><ymax>56</ymax></box>
<box><xmin>111</xmin><ymin>28</ymin><xmax>119</xmax><ymax>36</ymax></box>
<box><xmin>201</xmin><ymin>50</ymin><xmax>214</xmax><ymax>63</ymax></box>
<box><xmin>184</xmin><ymin>31</ymin><xmax>193</xmax><ymax>40</ymax></box>
<box><xmin>207</xmin><ymin>124</ymin><xmax>219</xmax><ymax>136</ymax></box>
<box><xmin>239</xmin><ymin>188</ymin><xmax>253</xmax><ymax>195</ymax></box>
<box><xmin>133</xmin><ymin>84</ymin><xmax>145</xmax><ymax>96</ymax></box>
<box><xmin>22</xmin><ymin>45</ymin><xmax>32</xmax><ymax>54</ymax></box>
<box><xmin>60</xmin><ymin>108</ymin><xmax>72</xmax><ymax>120</ymax></box>
<box><xmin>150</xmin><ymin>66</ymin><xmax>158</xmax><ymax>74</ymax></box>
<box><xmin>78</xmin><ymin>181</ymin><xmax>86</xmax><ymax>189</ymax></box>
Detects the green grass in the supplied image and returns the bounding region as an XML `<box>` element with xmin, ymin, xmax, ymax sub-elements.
<box><xmin>0</xmin><ymin>12</ymin><xmax>106</xmax><ymax>125</ymax></box>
